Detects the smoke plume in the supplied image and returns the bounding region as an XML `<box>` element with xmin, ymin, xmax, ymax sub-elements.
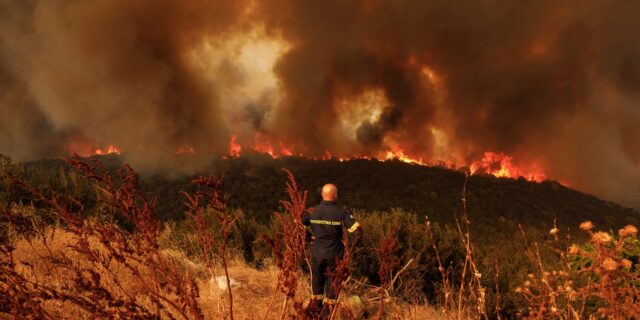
<box><xmin>0</xmin><ymin>0</ymin><xmax>249</xmax><ymax>170</ymax></box>
<box><xmin>1</xmin><ymin>0</ymin><xmax>639</xmax><ymax>207</ymax></box>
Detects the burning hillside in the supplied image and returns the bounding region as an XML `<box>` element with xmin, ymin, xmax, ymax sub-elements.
<box><xmin>1</xmin><ymin>0</ymin><xmax>639</xmax><ymax>207</ymax></box>
<box><xmin>69</xmin><ymin>138</ymin><xmax>547</xmax><ymax>182</ymax></box>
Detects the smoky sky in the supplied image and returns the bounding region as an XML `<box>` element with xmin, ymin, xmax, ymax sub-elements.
<box><xmin>0</xmin><ymin>0</ymin><xmax>249</xmax><ymax>170</ymax></box>
<box><xmin>1</xmin><ymin>0</ymin><xmax>639</xmax><ymax>207</ymax></box>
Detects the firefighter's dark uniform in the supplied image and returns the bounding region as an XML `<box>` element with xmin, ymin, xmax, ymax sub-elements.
<box><xmin>301</xmin><ymin>200</ymin><xmax>361</xmax><ymax>308</ymax></box>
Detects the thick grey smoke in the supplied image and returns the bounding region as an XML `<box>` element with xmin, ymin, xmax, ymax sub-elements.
<box><xmin>0</xmin><ymin>0</ymin><xmax>248</xmax><ymax>170</ymax></box>
<box><xmin>252</xmin><ymin>0</ymin><xmax>640</xmax><ymax>207</ymax></box>
<box><xmin>0</xmin><ymin>0</ymin><xmax>639</xmax><ymax>207</ymax></box>
<box><xmin>0</xmin><ymin>64</ymin><xmax>68</xmax><ymax>159</ymax></box>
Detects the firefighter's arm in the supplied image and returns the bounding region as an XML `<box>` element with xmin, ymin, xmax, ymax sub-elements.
<box><xmin>344</xmin><ymin>212</ymin><xmax>362</xmax><ymax>246</ymax></box>
<box><xmin>301</xmin><ymin>209</ymin><xmax>315</xmax><ymax>243</ymax></box>
<box><xmin>301</xmin><ymin>209</ymin><xmax>311</xmax><ymax>226</ymax></box>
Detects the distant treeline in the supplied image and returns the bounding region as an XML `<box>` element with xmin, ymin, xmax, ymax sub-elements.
<box><xmin>2</xmin><ymin>153</ymin><xmax>637</xmax><ymax>231</ymax></box>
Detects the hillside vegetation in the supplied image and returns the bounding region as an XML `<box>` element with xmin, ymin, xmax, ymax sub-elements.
<box><xmin>3</xmin><ymin>152</ymin><xmax>638</xmax><ymax>228</ymax></box>
<box><xmin>1</xmin><ymin>154</ymin><xmax>639</xmax><ymax>319</ymax></box>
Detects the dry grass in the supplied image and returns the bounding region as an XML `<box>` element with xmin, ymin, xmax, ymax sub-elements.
<box><xmin>5</xmin><ymin>227</ymin><xmax>452</xmax><ymax>319</ymax></box>
<box><xmin>1</xmin><ymin>158</ymin><xmax>208</xmax><ymax>319</ymax></box>
<box><xmin>422</xmin><ymin>174</ymin><xmax>487</xmax><ymax>320</ymax></box>
<box><xmin>516</xmin><ymin>221</ymin><xmax>640</xmax><ymax>319</ymax></box>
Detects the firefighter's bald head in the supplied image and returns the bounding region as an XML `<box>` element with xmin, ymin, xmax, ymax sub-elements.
<box><xmin>321</xmin><ymin>184</ymin><xmax>338</xmax><ymax>201</ymax></box>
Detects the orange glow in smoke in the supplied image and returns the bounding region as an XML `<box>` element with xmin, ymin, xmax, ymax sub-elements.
<box><xmin>229</xmin><ymin>135</ymin><xmax>242</xmax><ymax>157</ymax></box>
<box><xmin>93</xmin><ymin>145</ymin><xmax>121</xmax><ymax>155</ymax></box>
<box><xmin>470</xmin><ymin>152</ymin><xmax>546</xmax><ymax>182</ymax></box>
<box><xmin>279</xmin><ymin>143</ymin><xmax>293</xmax><ymax>156</ymax></box>
<box><xmin>66</xmin><ymin>141</ymin><xmax>122</xmax><ymax>157</ymax></box>
<box><xmin>382</xmin><ymin>149</ymin><xmax>427</xmax><ymax>166</ymax></box>
<box><xmin>229</xmin><ymin>136</ymin><xmax>546</xmax><ymax>182</ymax></box>
<box><xmin>176</xmin><ymin>146</ymin><xmax>196</xmax><ymax>155</ymax></box>
<box><xmin>67</xmin><ymin>137</ymin><xmax>548</xmax><ymax>183</ymax></box>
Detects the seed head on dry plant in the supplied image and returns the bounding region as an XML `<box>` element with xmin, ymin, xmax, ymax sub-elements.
<box><xmin>516</xmin><ymin>221</ymin><xmax>640</xmax><ymax>319</ymax></box>
<box><xmin>0</xmin><ymin>156</ymin><xmax>232</xmax><ymax>319</ymax></box>
<box><xmin>454</xmin><ymin>174</ymin><xmax>487</xmax><ymax>319</ymax></box>
<box><xmin>373</xmin><ymin>229</ymin><xmax>400</xmax><ymax>320</ymax></box>
<box><xmin>425</xmin><ymin>217</ymin><xmax>451</xmax><ymax>314</ymax></box>
<box><xmin>181</xmin><ymin>175</ymin><xmax>237</xmax><ymax>320</ymax></box>
<box><xmin>423</xmin><ymin>174</ymin><xmax>487</xmax><ymax>319</ymax></box>
<box><xmin>323</xmin><ymin>228</ymin><xmax>360</xmax><ymax>320</ymax></box>
<box><xmin>262</xmin><ymin>169</ymin><xmax>309</xmax><ymax>319</ymax></box>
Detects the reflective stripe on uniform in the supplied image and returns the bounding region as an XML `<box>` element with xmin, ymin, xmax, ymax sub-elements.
<box><xmin>311</xmin><ymin>294</ymin><xmax>324</xmax><ymax>300</ymax></box>
<box><xmin>347</xmin><ymin>221</ymin><xmax>360</xmax><ymax>233</ymax></box>
<box><xmin>323</xmin><ymin>297</ymin><xmax>338</xmax><ymax>304</ymax></box>
<box><xmin>310</xmin><ymin>219</ymin><xmax>342</xmax><ymax>226</ymax></box>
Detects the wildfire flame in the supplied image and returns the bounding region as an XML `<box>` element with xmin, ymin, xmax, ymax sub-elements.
<box><xmin>227</xmin><ymin>136</ymin><xmax>546</xmax><ymax>182</ymax></box>
<box><xmin>67</xmin><ymin>143</ymin><xmax>121</xmax><ymax>157</ymax></box>
<box><xmin>383</xmin><ymin>149</ymin><xmax>428</xmax><ymax>166</ymax></box>
<box><xmin>94</xmin><ymin>145</ymin><xmax>121</xmax><ymax>155</ymax></box>
<box><xmin>66</xmin><ymin>137</ymin><xmax>547</xmax><ymax>183</ymax></box>
<box><xmin>229</xmin><ymin>135</ymin><xmax>242</xmax><ymax>157</ymax></box>
<box><xmin>469</xmin><ymin>152</ymin><xmax>546</xmax><ymax>182</ymax></box>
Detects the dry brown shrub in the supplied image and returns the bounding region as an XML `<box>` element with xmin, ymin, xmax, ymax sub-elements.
<box><xmin>0</xmin><ymin>157</ymin><xmax>227</xmax><ymax>319</ymax></box>
<box><xmin>516</xmin><ymin>221</ymin><xmax>640</xmax><ymax>319</ymax></box>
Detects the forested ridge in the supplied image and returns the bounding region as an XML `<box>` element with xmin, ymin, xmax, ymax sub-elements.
<box><xmin>3</xmin><ymin>152</ymin><xmax>637</xmax><ymax>232</ymax></box>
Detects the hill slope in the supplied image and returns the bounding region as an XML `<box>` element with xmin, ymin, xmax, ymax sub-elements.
<box><xmin>4</xmin><ymin>152</ymin><xmax>638</xmax><ymax>235</ymax></box>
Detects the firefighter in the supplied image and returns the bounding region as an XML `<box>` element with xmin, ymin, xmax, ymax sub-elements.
<box><xmin>302</xmin><ymin>183</ymin><xmax>362</xmax><ymax>317</ymax></box>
